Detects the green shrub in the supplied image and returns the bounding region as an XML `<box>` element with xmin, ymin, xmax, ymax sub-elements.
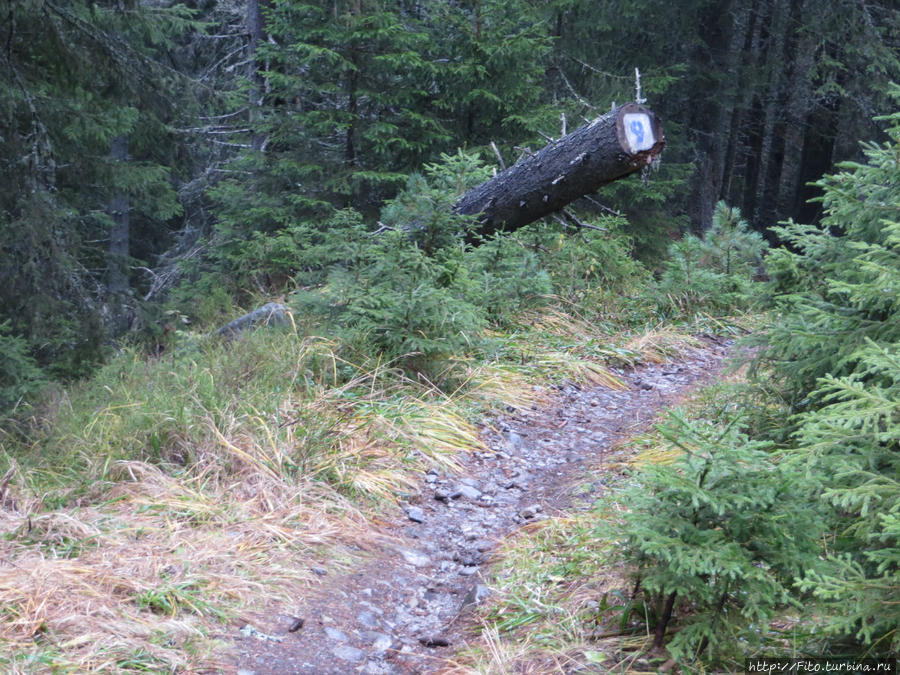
<box><xmin>0</xmin><ymin>320</ymin><xmax>46</xmax><ymax>412</ymax></box>
<box><xmin>751</xmin><ymin>94</ymin><xmax>900</xmax><ymax>655</ymax></box>
<box><xmin>321</xmin><ymin>231</ymin><xmax>487</xmax><ymax>365</ymax></box>
<box><xmin>610</xmin><ymin>410</ymin><xmax>818</xmax><ymax>666</ymax></box>
<box><xmin>760</xmin><ymin>104</ymin><xmax>900</xmax><ymax>400</ymax></box>
<box><xmin>790</xmin><ymin>340</ymin><xmax>900</xmax><ymax>654</ymax></box>
<box><xmin>658</xmin><ymin>201</ymin><xmax>766</xmax><ymax>315</ymax></box>
<box><xmin>464</xmin><ymin>233</ymin><xmax>553</xmax><ymax>327</ymax></box>
<box><xmin>380</xmin><ymin>151</ymin><xmax>491</xmax><ymax>255</ymax></box>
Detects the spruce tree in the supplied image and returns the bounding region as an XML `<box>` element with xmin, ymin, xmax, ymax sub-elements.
<box><xmin>0</xmin><ymin>0</ymin><xmax>198</xmax><ymax>376</ymax></box>
<box><xmin>758</xmin><ymin>91</ymin><xmax>900</xmax><ymax>653</ymax></box>
<box><xmin>610</xmin><ymin>410</ymin><xmax>819</xmax><ymax>665</ymax></box>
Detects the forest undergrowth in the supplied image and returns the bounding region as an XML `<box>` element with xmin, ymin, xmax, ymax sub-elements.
<box><xmin>0</xmin><ymin>169</ymin><xmax>762</xmax><ymax>672</ymax></box>
<box><xmin>2</xmin><ymin>101</ymin><xmax>899</xmax><ymax>671</ymax></box>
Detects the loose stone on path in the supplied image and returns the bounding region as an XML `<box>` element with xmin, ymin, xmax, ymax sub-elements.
<box><xmin>233</xmin><ymin>338</ymin><xmax>733</xmax><ymax>675</ymax></box>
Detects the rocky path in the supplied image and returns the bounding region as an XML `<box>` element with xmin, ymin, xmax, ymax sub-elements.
<box><xmin>234</xmin><ymin>338</ymin><xmax>733</xmax><ymax>674</ymax></box>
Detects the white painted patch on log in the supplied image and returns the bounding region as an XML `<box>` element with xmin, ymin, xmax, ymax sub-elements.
<box><xmin>623</xmin><ymin>112</ymin><xmax>655</xmax><ymax>153</ymax></box>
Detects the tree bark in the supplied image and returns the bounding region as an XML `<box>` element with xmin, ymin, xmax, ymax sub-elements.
<box><xmin>246</xmin><ymin>0</ymin><xmax>266</xmax><ymax>151</ymax></box>
<box><xmin>653</xmin><ymin>590</ymin><xmax>678</xmax><ymax>649</ymax></box>
<box><xmin>107</xmin><ymin>134</ymin><xmax>131</xmax><ymax>332</ymax></box>
<box><xmin>775</xmin><ymin>0</ymin><xmax>816</xmax><ymax>220</ymax></box>
<box><xmin>454</xmin><ymin>103</ymin><xmax>664</xmax><ymax>237</ymax></box>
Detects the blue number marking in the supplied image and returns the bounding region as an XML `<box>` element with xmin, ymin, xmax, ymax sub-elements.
<box><xmin>630</xmin><ymin>120</ymin><xmax>645</xmax><ymax>144</ymax></box>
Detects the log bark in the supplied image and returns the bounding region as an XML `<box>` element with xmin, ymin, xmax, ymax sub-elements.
<box><xmin>215</xmin><ymin>302</ymin><xmax>288</xmax><ymax>337</ymax></box>
<box><xmin>454</xmin><ymin>103</ymin><xmax>665</xmax><ymax>237</ymax></box>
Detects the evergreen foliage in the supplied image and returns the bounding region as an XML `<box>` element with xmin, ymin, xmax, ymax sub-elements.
<box><xmin>1</xmin><ymin>0</ymin><xmax>199</xmax><ymax>375</ymax></box>
<box><xmin>761</xmin><ymin>104</ymin><xmax>900</xmax><ymax>397</ymax></box>
<box><xmin>4</xmin><ymin>0</ymin><xmax>900</xmax><ymax>669</ymax></box>
<box><xmin>757</xmin><ymin>94</ymin><xmax>900</xmax><ymax>653</ymax></box>
<box><xmin>611</xmin><ymin>410</ymin><xmax>818</xmax><ymax>665</ymax></box>
<box><xmin>792</xmin><ymin>340</ymin><xmax>900</xmax><ymax>653</ymax></box>
<box><xmin>0</xmin><ymin>321</ymin><xmax>46</xmax><ymax>412</ymax></box>
<box><xmin>279</xmin><ymin>151</ymin><xmax>654</xmax><ymax>370</ymax></box>
<box><xmin>257</xmin><ymin>0</ymin><xmax>447</xmax><ymax>205</ymax></box>
<box><xmin>3</xmin><ymin>0</ymin><xmax>899</xmax><ymax>382</ymax></box>
<box><xmin>658</xmin><ymin>201</ymin><xmax>766</xmax><ymax>314</ymax></box>
<box><xmin>425</xmin><ymin>0</ymin><xmax>555</xmax><ymax>144</ymax></box>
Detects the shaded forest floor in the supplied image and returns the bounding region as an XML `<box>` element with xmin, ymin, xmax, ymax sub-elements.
<box><xmin>232</xmin><ymin>335</ymin><xmax>735</xmax><ymax>674</ymax></box>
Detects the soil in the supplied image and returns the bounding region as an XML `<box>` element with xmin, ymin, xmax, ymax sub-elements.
<box><xmin>232</xmin><ymin>337</ymin><xmax>735</xmax><ymax>675</ymax></box>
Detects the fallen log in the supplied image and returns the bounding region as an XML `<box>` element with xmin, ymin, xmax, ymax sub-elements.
<box><xmin>214</xmin><ymin>302</ymin><xmax>288</xmax><ymax>337</ymax></box>
<box><xmin>454</xmin><ymin>103</ymin><xmax>664</xmax><ymax>236</ymax></box>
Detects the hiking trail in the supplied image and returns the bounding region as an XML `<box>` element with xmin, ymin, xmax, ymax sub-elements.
<box><xmin>233</xmin><ymin>337</ymin><xmax>734</xmax><ymax>674</ymax></box>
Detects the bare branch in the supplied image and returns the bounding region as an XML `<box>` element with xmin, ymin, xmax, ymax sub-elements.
<box><xmin>581</xmin><ymin>195</ymin><xmax>623</xmax><ymax>218</ymax></box>
<box><xmin>489</xmin><ymin>141</ymin><xmax>506</xmax><ymax>170</ymax></box>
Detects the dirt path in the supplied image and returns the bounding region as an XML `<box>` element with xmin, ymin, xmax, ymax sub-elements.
<box><xmin>233</xmin><ymin>338</ymin><xmax>734</xmax><ymax>674</ymax></box>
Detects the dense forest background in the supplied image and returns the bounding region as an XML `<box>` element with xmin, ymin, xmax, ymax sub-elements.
<box><xmin>2</xmin><ymin>0</ymin><xmax>899</xmax><ymax>387</ymax></box>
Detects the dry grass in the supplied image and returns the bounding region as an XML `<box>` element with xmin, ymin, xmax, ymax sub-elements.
<box><xmin>0</xmin><ymin>449</ymin><xmax>369</xmax><ymax>672</ymax></box>
<box><xmin>455</xmin><ymin>360</ymin><xmax>551</xmax><ymax>413</ymax></box>
<box><xmin>0</xmin><ymin>328</ymin><xmax>500</xmax><ymax>671</ymax></box>
<box><xmin>446</xmin><ymin>511</ymin><xmax>655</xmax><ymax>674</ymax></box>
<box><xmin>623</xmin><ymin>325</ymin><xmax>704</xmax><ymax>364</ymax></box>
<box><xmin>0</xmin><ymin>299</ymin><xmax>736</xmax><ymax>671</ymax></box>
<box><xmin>501</xmin><ymin>309</ymin><xmax>629</xmax><ymax>390</ymax></box>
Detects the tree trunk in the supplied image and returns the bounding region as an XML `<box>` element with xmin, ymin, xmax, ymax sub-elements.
<box><xmin>775</xmin><ymin>0</ymin><xmax>816</xmax><ymax>220</ymax></box>
<box><xmin>106</xmin><ymin>136</ymin><xmax>131</xmax><ymax>296</ymax></box>
<box><xmin>215</xmin><ymin>302</ymin><xmax>288</xmax><ymax>337</ymax></box>
<box><xmin>752</xmin><ymin>0</ymin><xmax>790</xmax><ymax>226</ymax></box>
<box><xmin>454</xmin><ymin>103</ymin><xmax>664</xmax><ymax>237</ymax></box>
<box><xmin>686</xmin><ymin>0</ymin><xmax>739</xmax><ymax>230</ymax></box>
<box><xmin>107</xmin><ymin>134</ymin><xmax>131</xmax><ymax>332</ymax></box>
<box><xmin>246</xmin><ymin>0</ymin><xmax>266</xmax><ymax>151</ymax></box>
<box><xmin>653</xmin><ymin>590</ymin><xmax>678</xmax><ymax>649</ymax></box>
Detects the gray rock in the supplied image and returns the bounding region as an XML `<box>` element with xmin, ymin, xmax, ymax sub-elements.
<box><xmin>363</xmin><ymin>660</ymin><xmax>395</xmax><ymax>674</ymax></box>
<box><xmin>504</xmin><ymin>431</ymin><xmax>524</xmax><ymax>450</ymax></box>
<box><xmin>460</xmin><ymin>583</ymin><xmax>491</xmax><ymax>610</ymax></box>
<box><xmin>454</xmin><ymin>484</ymin><xmax>481</xmax><ymax>499</ymax></box>
<box><xmin>459</xmin><ymin>477</ymin><xmax>479</xmax><ymax>488</ymax></box>
<box><xmin>333</xmin><ymin>646</ymin><xmax>367</xmax><ymax>663</ymax></box>
<box><xmin>404</xmin><ymin>506</ymin><xmax>426</xmax><ymax>523</ymax></box>
<box><xmin>215</xmin><ymin>302</ymin><xmax>288</xmax><ymax>337</ymax></box>
<box><xmin>360</xmin><ymin>630</ymin><xmax>394</xmax><ymax>649</ymax></box>
<box><xmin>454</xmin><ymin>550</ymin><xmax>484</xmax><ymax>566</ymax></box>
<box><xmin>310</xmin><ymin>566</ymin><xmax>327</xmax><ymax>576</ymax></box>
<box><xmin>400</xmin><ymin>549</ymin><xmax>431</xmax><ymax>567</ymax></box>
<box><xmin>357</xmin><ymin>610</ymin><xmax>378</xmax><ymax>629</ymax></box>
<box><xmin>519</xmin><ymin>504</ymin><xmax>542</xmax><ymax>519</ymax></box>
<box><xmin>324</xmin><ymin>627</ymin><xmax>349</xmax><ymax>642</ymax></box>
